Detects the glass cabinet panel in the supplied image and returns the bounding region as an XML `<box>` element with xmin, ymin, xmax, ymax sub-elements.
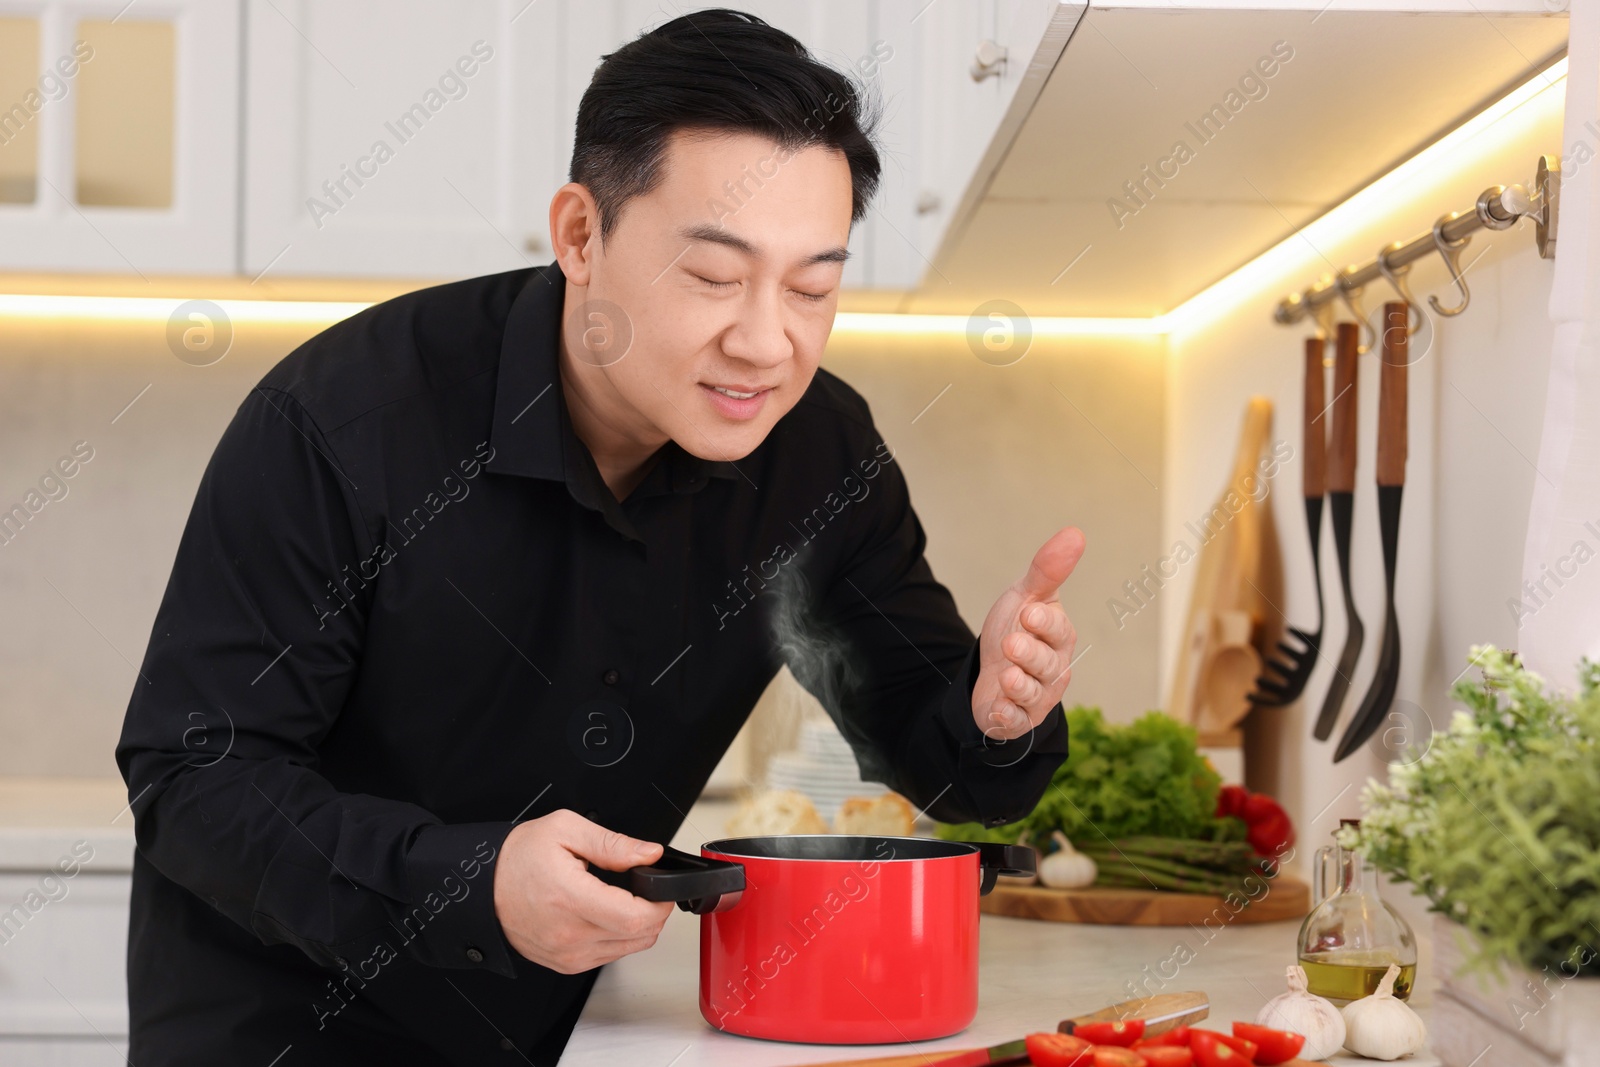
<box><xmin>74</xmin><ymin>18</ymin><xmax>174</xmax><ymax>208</ymax></box>
<box><xmin>0</xmin><ymin>17</ymin><xmax>41</xmax><ymax>204</ymax></box>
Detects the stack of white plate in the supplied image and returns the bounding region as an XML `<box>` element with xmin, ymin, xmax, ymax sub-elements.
<box><xmin>764</xmin><ymin>717</ymin><xmax>889</xmax><ymax>826</ymax></box>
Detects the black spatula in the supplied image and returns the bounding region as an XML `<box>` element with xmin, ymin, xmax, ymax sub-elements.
<box><xmin>1336</xmin><ymin>301</ymin><xmax>1408</xmax><ymax>761</ymax></box>
<box><xmin>1314</xmin><ymin>322</ymin><xmax>1363</xmax><ymax>740</ymax></box>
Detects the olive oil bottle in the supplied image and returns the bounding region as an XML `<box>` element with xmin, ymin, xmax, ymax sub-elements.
<box><xmin>1299</xmin><ymin>952</ymin><xmax>1416</xmax><ymax>1001</ymax></box>
<box><xmin>1296</xmin><ymin>820</ymin><xmax>1417</xmax><ymax>1003</ymax></box>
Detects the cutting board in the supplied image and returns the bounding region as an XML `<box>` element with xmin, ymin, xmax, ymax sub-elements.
<box><xmin>977</xmin><ymin>876</ymin><xmax>1309</xmax><ymax>926</ymax></box>
<box><xmin>1165</xmin><ymin>397</ymin><xmax>1283</xmax><ymax>743</ymax></box>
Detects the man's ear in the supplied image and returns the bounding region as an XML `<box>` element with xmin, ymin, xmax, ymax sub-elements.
<box><xmin>549</xmin><ymin>182</ymin><xmax>601</xmax><ymax>286</ymax></box>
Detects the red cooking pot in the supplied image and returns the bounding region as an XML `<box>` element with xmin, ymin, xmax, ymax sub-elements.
<box><xmin>606</xmin><ymin>834</ymin><xmax>1035</xmax><ymax>1044</ymax></box>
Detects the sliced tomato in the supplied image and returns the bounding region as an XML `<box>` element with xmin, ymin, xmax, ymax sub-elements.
<box><xmin>1190</xmin><ymin>1030</ymin><xmax>1253</xmax><ymax>1067</ymax></box>
<box><xmin>1134</xmin><ymin>1027</ymin><xmax>1192</xmax><ymax>1050</ymax></box>
<box><xmin>1189</xmin><ymin>1030</ymin><xmax>1257</xmax><ymax>1062</ymax></box>
<box><xmin>1075</xmin><ymin>1020</ymin><xmax>1147</xmax><ymax>1047</ymax></box>
<box><xmin>1231</xmin><ymin>1023</ymin><xmax>1305</xmax><ymax>1066</ymax></box>
<box><xmin>1136</xmin><ymin>1046</ymin><xmax>1194</xmax><ymax>1067</ymax></box>
<box><xmin>1026</xmin><ymin>1032</ymin><xmax>1095</xmax><ymax>1067</ymax></box>
<box><xmin>1092</xmin><ymin>1046</ymin><xmax>1147</xmax><ymax>1067</ymax></box>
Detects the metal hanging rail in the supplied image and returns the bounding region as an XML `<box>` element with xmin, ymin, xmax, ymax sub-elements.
<box><xmin>1273</xmin><ymin>154</ymin><xmax>1560</xmax><ymax>345</ymax></box>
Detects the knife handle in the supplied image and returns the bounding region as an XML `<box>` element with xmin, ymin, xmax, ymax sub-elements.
<box><xmin>1376</xmin><ymin>302</ymin><xmax>1408</xmax><ymax>488</ymax></box>
<box><xmin>1327</xmin><ymin>322</ymin><xmax>1359</xmax><ymax>494</ymax></box>
<box><xmin>1061</xmin><ymin>991</ymin><xmax>1210</xmax><ymax>1035</ymax></box>
<box><xmin>1303</xmin><ymin>335</ymin><xmax>1326</xmax><ymax>500</ymax></box>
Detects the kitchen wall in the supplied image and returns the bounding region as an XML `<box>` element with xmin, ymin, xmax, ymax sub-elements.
<box><xmin>0</xmin><ymin>302</ymin><xmax>1166</xmax><ymax>781</ymax></box>
<box><xmin>1159</xmin><ymin>67</ymin><xmax>1566</xmax><ymax>889</ymax></box>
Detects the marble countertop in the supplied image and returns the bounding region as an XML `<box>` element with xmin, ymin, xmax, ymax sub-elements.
<box><xmin>560</xmin><ymin>800</ymin><xmax>1444</xmax><ymax>1067</ymax></box>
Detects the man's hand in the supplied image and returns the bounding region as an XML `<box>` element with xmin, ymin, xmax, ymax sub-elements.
<box><xmin>971</xmin><ymin>526</ymin><xmax>1086</xmax><ymax>741</ymax></box>
<box><xmin>492</xmin><ymin>809</ymin><xmax>674</xmax><ymax>974</ymax></box>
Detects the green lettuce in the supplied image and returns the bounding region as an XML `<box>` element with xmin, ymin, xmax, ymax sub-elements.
<box><xmin>935</xmin><ymin>705</ymin><xmax>1231</xmax><ymax>846</ymax></box>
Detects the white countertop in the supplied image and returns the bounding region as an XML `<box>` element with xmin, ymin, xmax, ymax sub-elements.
<box><xmin>560</xmin><ymin>800</ymin><xmax>1443</xmax><ymax>1067</ymax></box>
<box><xmin>0</xmin><ymin>777</ymin><xmax>136</xmax><ymax>872</ymax></box>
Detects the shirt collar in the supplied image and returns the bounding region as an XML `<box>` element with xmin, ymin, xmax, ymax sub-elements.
<box><xmin>486</xmin><ymin>262</ymin><xmax>740</xmax><ymax>504</ymax></box>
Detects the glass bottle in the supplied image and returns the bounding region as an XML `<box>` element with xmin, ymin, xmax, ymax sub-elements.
<box><xmin>1296</xmin><ymin>818</ymin><xmax>1417</xmax><ymax>1002</ymax></box>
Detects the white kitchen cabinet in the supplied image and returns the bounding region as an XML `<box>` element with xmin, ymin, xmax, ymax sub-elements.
<box><xmin>0</xmin><ymin>781</ymin><xmax>135</xmax><ymax>1067</ymax></box>
<box><xmin>240</xmin><ymin>1</ymin><xmax>1063</xmax><ymax>289</ymax></box>
<box><xmin>0</xmin><ymin>0</ymin><xmax>239</xmax><ymax>274</ymax></box>
<box><xmin>241</xmin><ymin>0</ymin><xmax>561</xmax><ymax>280</ymax></box>
<box><xmin>0</xmin><ymin>1</ymin><xmax>1064</xmax><ymax>285</ymax></box>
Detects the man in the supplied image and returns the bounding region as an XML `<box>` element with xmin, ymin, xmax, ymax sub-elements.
<box><xmin>116</xmin><ymin>9</ymin><xmax>1083</xmax><ymax>1065</ymax></box>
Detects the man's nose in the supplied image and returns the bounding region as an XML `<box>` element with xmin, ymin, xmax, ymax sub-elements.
<box><xmin>721</xmin><ymin>288</ymin><xmax>794</xmax><ymax>369</ymax></box>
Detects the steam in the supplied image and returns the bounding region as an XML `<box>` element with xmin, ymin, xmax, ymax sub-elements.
<box><xmin>765</xmin><ymin>547</ymin><xmax>890</xmax><ymax>786</ymax></box>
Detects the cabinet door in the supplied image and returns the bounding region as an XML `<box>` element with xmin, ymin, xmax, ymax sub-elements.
<box><xmin>0</xmin><ymin>0</ymin><xmax>239</xmax><ymax>274</ymax></box>
<box><xmin>242</xmin><ymin>0</ymin><xmax>560</xmax><ymax>280</ymax></box>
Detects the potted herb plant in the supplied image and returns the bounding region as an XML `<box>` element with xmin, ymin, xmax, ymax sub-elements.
<box><xmin>1346</xmin><ymin>645</ymin><xmax>1600</xmax><ymax>1067</ymax></box>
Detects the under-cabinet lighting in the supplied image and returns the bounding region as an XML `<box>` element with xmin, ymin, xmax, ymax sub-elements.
<box><xmin>1167</xmin><ymin>55</ymin><xmax>1569</xmax><ymax>333</ymax></box>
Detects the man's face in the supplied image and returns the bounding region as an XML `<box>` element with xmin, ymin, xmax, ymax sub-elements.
<box><xmin>570</xmin><ymin>128</ymin><xmax>854</xmax><ymax>462</ymax></box>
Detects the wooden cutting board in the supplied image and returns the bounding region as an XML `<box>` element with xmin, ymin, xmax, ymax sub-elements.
<box><xmin>1165</xmin><ymin>397</ymin><xmax>1282</xmax><ymax>743</ymax></box>
<box><xmin>977</xmin><ymin>876</ymin><xmax>1309</xmax><ymax>926</ymax></box>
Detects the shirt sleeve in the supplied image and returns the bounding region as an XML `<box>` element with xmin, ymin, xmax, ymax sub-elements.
<box><xmin>788</xmin><ymin>436</ymin><xmax>1070</xmax><ymax>830</ymax></box>
<box><xmin>115</xmin><ymin>387</ymin><xmax>520</xmax><ymax>979</ymax></box>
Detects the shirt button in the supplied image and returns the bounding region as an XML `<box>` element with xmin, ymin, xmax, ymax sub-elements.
<box><xmin>602</xmin><ymin>668</ymin><xmax>620</xmax><ymax>685</ymax></box>
<box><xmin>466</xmin><ymin>946</ymin><xmax>485</xmax><ymax>964</ymax></box>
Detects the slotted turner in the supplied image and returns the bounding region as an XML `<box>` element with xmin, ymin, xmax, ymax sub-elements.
<box><xmin>1251</xmin><ymin>335</ymin><xmax>1328</xmax><ymax>707</ymax></box>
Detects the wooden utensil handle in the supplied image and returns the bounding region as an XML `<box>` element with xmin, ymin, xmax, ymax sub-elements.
<box><xmin>1303</xmin><ymin>336</ymin><xmax>1326</xmax><ymax>499</ymax></box>
<box><xmin>1328</xmin><ymin>322</ymin><xmax>1359</xmax><ymax>493</ymax></box>
<box><xmin>1377</xmin><ymin>301</ymin><xmax>1408</xmax><ymax>488</ymax></box>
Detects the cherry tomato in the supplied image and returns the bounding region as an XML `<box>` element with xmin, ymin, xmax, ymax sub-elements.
<box><xmin>1212</xmin><ymin>1033</ymin><xmax>1258</xmax><ymax>1061</ymax></box>
<box><xmin>1092</xmin><ymin>1046</ymin><xmax>1147</xmax><ymax>1067</ymax></box>
<box><xmin>1134</xmin><ymin>1027</ymin><xmax>1192</xmax><ymax>1049</ymax></box>
<box><xmin>1136</xmin><ymin>1046</ymin><xmax>1195</xmax><ymax>1067</ymax></box>
<box><xmin>1231</xmin><ymin>1023</ymin><xmax>1305</xmax><ymax>1066</ymax></box>
<box><xmin>1189</xmin><ymin>1030</ymin><xmax>1257</xmax><ymax>1062</ymax></box>
<box><xmin>1026</xmin><ymin>1032</ymin><xmax>1095</xmax><ymax>1067</ymax></box>
<box><xmin>1190</xmin><ymin>1030</ymin><xmax>1253</xmax><ymax>1067</ymax></box>
<box><xmin>1216</xmin><ymin>784</ymin><xmax>1249</xmax><ymax>818</ymax></box>
<box><xmin>1075</xmin><ymin>1020</ymin><xmax>1147</xmax><ymax>1047</ymax></box>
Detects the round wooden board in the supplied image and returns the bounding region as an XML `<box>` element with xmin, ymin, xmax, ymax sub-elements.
<box><xmin>979</xmin><ymin>875</ymin><xmax>1309</xmax><ymax>925</ymax></box>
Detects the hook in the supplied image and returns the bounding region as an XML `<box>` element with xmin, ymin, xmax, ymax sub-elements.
<box><xmin>1375</xmin><ymin>241</ymin><xmax>1422</xmax><ymax>336</ymax></box>
<box><xmin>1334</xmin><ymin>268</ymin><xmax>1374</xmax><ymax>354</ymax></box>
<box><xmin>1428</xmin><ymin>213</ymin><xmax>1473</xmax><ymax>317</ymax></box>
<box><xmin>1309</xmin><ymin>290</ymin><xmax>1337</xmax><ymax>350</ymax></box>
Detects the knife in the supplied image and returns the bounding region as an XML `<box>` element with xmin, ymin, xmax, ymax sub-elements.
<box><xmin>915</xmin><ymin>992</ymin><xmax>1210</xmax><ymax>1067</ymax></box>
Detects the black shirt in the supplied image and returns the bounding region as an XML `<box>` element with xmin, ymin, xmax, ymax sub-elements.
<box><xmin>115</xmin><ymin>261</ymin><xmax>1069</xmax><ymax>1066</ymax></box>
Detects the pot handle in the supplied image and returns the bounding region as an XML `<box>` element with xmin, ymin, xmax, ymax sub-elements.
<box><xmin>966</xmin><ymin>841</ymin><xmax>1037</xmax><ymax>896</ymax></box>
<box><xmin>590</xmin><ymin>845</ymin><xmax>746</xmax><ymax>914</ymax></box>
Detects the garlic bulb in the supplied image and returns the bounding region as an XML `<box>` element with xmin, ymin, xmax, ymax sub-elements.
<box><xmin>1038</xmin><ymin>831</ymin><xmax>1097</xmax><ymax>889</ymax></box>
<box><xmin>1341</xmin><ymin>964</ymin><xmax>1426</xmax><ymax>1060</ymax></box>
<box><xmin>1257</xmin><ymin>965</ymin><xmax>1345</xmax><ymax>1061</ymax></box>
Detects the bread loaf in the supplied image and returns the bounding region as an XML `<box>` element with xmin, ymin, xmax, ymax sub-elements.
<box><xmin>832</xmin><ymin>792</ymin><xmax>915</xmax><ymax>836</ymax></box>
<box><xmin>724</xmin><ymin>789</ymin><xmax>829</xmax><ymax>836</ymax></box>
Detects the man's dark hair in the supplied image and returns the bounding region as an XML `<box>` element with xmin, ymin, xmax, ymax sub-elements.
<box><xmin>570</xmin><ymin>7</ymin><xmax>883</xmax><ymax>243</ymax></box>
